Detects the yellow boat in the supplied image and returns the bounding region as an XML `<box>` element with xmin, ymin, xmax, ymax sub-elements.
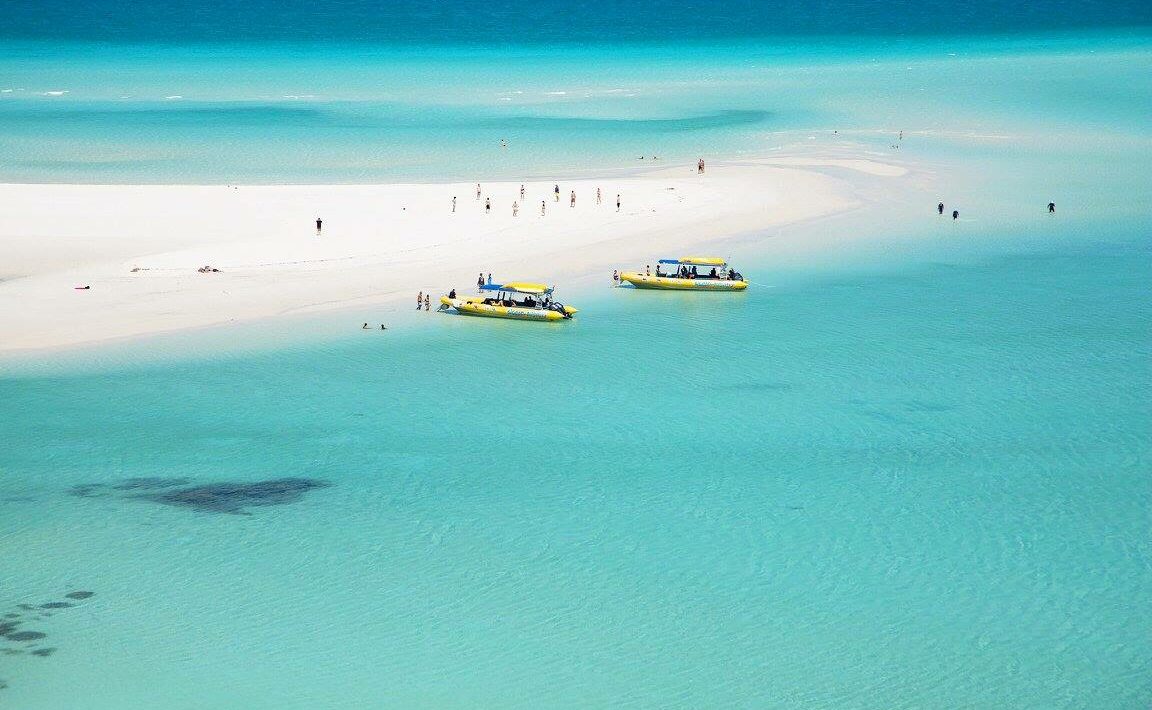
<box><xmin>620</xmin><ymin>257</ymin><xmax>748</xmax><ymax>291</ymax></box>
<box><xmin>439</xmin><ymin>281</ymin><xmax>577</xmax><ymax>321</ymax></box>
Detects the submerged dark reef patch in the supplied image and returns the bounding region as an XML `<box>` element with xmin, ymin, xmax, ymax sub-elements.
<box><xmin>1</xmin><ymin>591</ymin><xmax>97</xmax><ymax>690</ymax></box>
<box><xmin>135</xmin><ymin>477</ymin><xmax>332</xmax><ymax>514</ymax></box>
<box><xmin>68</xmin><ymin>477</ymin><xmax>331</xmax><ymax>514</ymax></box>
<box><xmin>5</xmin><ymin>631</ymin><xmax>45</xmax><ymax>642</ymax></box>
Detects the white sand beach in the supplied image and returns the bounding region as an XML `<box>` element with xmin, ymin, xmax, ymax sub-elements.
<box><xmin>0</xmin><ymin>158</ymin><xmax>910</xmax><ymax>352</ymax></box>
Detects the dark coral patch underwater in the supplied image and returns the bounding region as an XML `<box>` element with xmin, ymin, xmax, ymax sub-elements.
<box><xmin>5</xmin><ymin>631</ymin><xmax>46</xmax><ymax>642</ymax></box>
<box><xmin>1</xmin><ymin>590</ymin><xmax>97</xmax><ymax>689</ymax></box>
<box><xmin>134</xmin><ymin>477</ymin><xmax>332</xmax><ymax>514</ymax></box>
<box><xmin>68</xmin><ymin>477</ymin><xmax>332</xmax><ymax>514</ymax></box>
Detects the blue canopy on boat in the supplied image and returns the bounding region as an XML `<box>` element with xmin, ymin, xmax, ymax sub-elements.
<box><xmin>480</xmin><ymin>282</ymin><xmax>553</xmax><ymax>295</ymax></box>
<box><xmin>657</xmin><ymin>257</ymin><xmax>727</xmax><ymax>266</ymax></box>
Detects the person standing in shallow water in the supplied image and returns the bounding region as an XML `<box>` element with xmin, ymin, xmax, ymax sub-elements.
<box><xmin>417</xmin><ymin>291</ymin><xmax>423</xmax><ymax>309</ymax></box>
<box><xmin>477</xmin><ymin>272</ymin><xmax>484</xmax><ymax>290</ymax></box>
<box><xmin>1048</xmin><ymin>202</ymin><xmax>1056</xmax><ymax>213</ymax></box>
<box><xmin>952</xmin><ymin>210</ymin><xmax>959</xmax><ymax>220</ymax></box>
<box><xmin>937</xmin><ymin>202</ymin><xmax>944</xmax><ymax>215</ymax></box>
<box><xmin>315</xmin><ymin>217</ymin><xmax>322</xmax><ymax>235</ymax></box>
<box><xmin>424</xmin><ymin>294</ymin><xmax>430</xmax><ymax>311</ymax></box>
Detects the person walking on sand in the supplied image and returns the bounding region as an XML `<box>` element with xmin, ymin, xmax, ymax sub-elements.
<box><xmin>541</xmin><ymin>200</ymin><xmax>546</xmax><ymax>216</ymax></box>
<box><xmin>554</xmin><ymin>184</ymin><xmax>560</xmax><ymax>202</ymax></box>
<box><xmin>485</xmin><ymin>197</ymin><xmax>491</xmax><ymax>214</ymax></box>
<box><xmin>1048</xmin><ymin>202</ymin><xmax>1056</xmax><ymax>213</ymax></box>
<box><xmin>315</xmin><ymin>217</ymin><xmax>322</xmax><ymax>235</ymax></box>
<box><xmin>596</xmin><ymin>187</ymin><xmax>602</xmax><ymax>205</ymax></box>
<box><xmin>616</xmin><ymin>194</ymin><xmax>621</xmax><ymax>212</ymax></box>
<box><xmin>937</xmin><ymin>202</ymin><xmax>944</xmax><ymax>215</ymax></box>
<box><xmin>452</xmin><ymin>196</ymin><xmax>457</xmax><ymax>213</ymax></box>
<box><xmin>520</xmin><ymin>184</ymin><xmax>526</xmax><ymax>201</ymax></box>
<box><xmin>570</xmin><ymin>190</ymin><xmax>576</xmax><ymax>208</ymax></box>
<box><xmin>476</xmin><ymin>183</ymin><xmax>481</xmax><ymax>200</ymax></box>
<box><xmin>512</xmin><ymin>201</ymin><xmax>519</xmax><ymax>217</ymax></box>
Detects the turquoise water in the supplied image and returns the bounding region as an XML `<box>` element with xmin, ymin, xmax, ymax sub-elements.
<box><xmin>2</xmin><ymin>209</ymin><xmax>1149</xmax><ymax>707</ymax></box>
<box><xmin>2</xmin><ymin>34</ymin><xmax>1150</xmax><ymax>183</ymax></box>
<box><xmin>3</xmin><ymin>20</ymin><xmax>1152</xmax><ymax>708</ymax></box>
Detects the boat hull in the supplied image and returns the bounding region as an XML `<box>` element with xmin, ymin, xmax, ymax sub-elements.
<box><xmin>619</xmin><ymin>272</ymin><xmax>747</xmax><ymax>291</ymax></box>
<box><xmin>440</xmin><ymin>296</ymin><xmax>575</xmax><ymax>321</ymax></box>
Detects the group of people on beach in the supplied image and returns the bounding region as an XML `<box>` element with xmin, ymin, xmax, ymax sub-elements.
<box><xmin>456</xmin><ymin>184</ymin><xmax>621</xmax><ymax>216</ymax></box>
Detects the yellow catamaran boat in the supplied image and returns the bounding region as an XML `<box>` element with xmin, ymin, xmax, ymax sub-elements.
<box><xmin>620</xmin><ymin>257</ymin><xmax>748</xmax><ymax>291</ymax></box>
<box><xmin>440</xmin><ymin>281</ymin><xmax>578</xmax><ymax>321</ymax></box>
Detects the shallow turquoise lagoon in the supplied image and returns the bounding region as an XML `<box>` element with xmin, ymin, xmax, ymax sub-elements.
<box><xmin>1</xmin><ymin>209</ymin><xmax>1149</xmax><ymax>706</ymax></box>
<box><xmin>2</xmin><ymin>23</ymin><xmax>1152</xmax><ymax>708</ymax></box>
<box><xmin>2</xmin><ymin>34</ymin><xmax>1149</xmax><ymax>183</ymax></box>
